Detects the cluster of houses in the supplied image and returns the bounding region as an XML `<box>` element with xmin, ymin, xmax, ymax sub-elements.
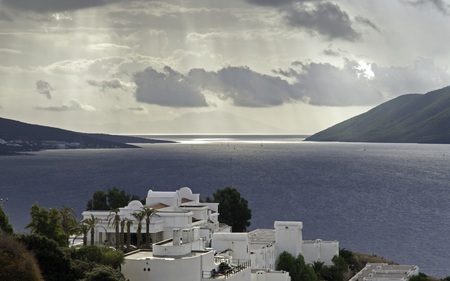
<box><xmin>81</xmin><ymin>187</ymin><xmax>418</xmax><ymax>281</ymax></box>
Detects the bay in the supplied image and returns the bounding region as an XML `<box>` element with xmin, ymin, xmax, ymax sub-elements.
<box><xmin>1</xmin><ymin>135</ymin><xmax>449</xmax><ymax>277</ymax></box>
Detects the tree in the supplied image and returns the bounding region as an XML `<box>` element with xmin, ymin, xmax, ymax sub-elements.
<box><xmin>82</xmin><ymin>264</ymin><xmax>126</xmax><ymax>281</ymax></box>
<box><xmin>59</xmin><ymin>206</ymin><xmax>78</xmax><ymax>247</ymax></box>
<box><xmin>87</xmin><ymin>191</ymin><xmax>109</xmax><ymax>211</ymax></box>
<box><xmin>0</xmin><ymin>234</ymin><xmax>44</xmax><ymax>281</ymax></box>
<box><xmin>82</xmin><ymin>215</ymin><xmax>101</xmax><ymax>245</ymax></box>
<box><xmin>25</xmin><ymin>204</ymin><xmax>67</xmax><ymax>247</ymax></box>
<box><xmin>16</xmin><ymin>233</ymin><xmax>74</xmax><ymax>281</ymax></box>
<box><xmin>0</xmin><ymin>203</ymin><xmax>13</xmax><ymax>234</ymax></box>
<box><xmin>132</xmin><ymin>211</ymin><xmax>145</xmax><ymax>248</ymax></box>
<box><xmin>276</xmin><ymin>252</ymin><xmax>317</xmax><ymax>281</ymax></box>
<box><xmin>125</xmin><ymin>218</ymin><xmax>133</xmax><ymax>250</ymax></box>
<box><xmin>206</xmin><ymin>187</ymin><xmax>251</xmax><ymax>232</ymax></box>
<box><xmin>108</xmin><ymin>209</ymin><xmax>121</xmax><ymax>249</ymax></box>
<box><xmin>142</xmin><ymin>207</ymin><xmax>157</xmax><ymax>248</ymax></box>
<box><xmin>87</xmin><ymin>187</ymin><xmax>141</xmax><ymax>211</ymax></box>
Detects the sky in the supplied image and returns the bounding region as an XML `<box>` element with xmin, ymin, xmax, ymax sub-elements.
<box><xmin>1</xmin><ymin>0</ymin><xmax>450</xmax><ymax>134</ymax></box>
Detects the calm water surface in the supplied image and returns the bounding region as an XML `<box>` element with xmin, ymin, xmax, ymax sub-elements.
<box><xmin>1</xmin><ymin>135</ymin><xmax>449</xmax><ymax>277</ymax></box>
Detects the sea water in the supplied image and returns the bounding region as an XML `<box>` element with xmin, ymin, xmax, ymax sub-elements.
<box><xmin>1</xmin><ymin>135</ymin><xmax>449</xmax><ymax>277</ymax></box>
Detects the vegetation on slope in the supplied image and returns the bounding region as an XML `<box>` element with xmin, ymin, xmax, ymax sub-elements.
<box><xmin>306</xmin><ymin>85</ymin><xmax>450</xmax><ymax>143</ymax></box>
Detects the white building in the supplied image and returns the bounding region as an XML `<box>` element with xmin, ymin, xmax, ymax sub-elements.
<box><xmin>81</xmin><ymin>187</ymin><xmax>337</xmax><ymax>281</ymax></box>
<box><xmin>247</xmin><ymin>221</ymin><xmax>339</xmax><ymax>268</ymax></box>
<box><xmin>81</xmin><ymin>187</ymin><xmax>221</xmax><ymax>246</ymax></box>
<box><xmin>349</xmin><ymin>263</ymin><xmax>419</xmax><ymax>281</ymax></box>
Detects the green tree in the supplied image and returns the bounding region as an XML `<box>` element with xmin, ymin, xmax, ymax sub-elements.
<box><xmin>0</xmin><ymin>203</ymin><xmax>13</xmax><ymax>234</ymax></box>
<box><xmin>16</xmin><ymin>233</ymin><xmax>74</xmax><ymax>281</ymax></box>
<box><xmin>87</xmin><ymin>191</ymin><xmax>109</xmax><ymax>211</ymax></box>
<box><xmin>108</xmin><ymin>209</ymin><xmax>121</xmax><ymax>249</ymax></box>
<box><xmin>59</xmin><ymin>206</ymin><xmax>78</xmax><ymax>247</ymax></box>
<box><xmin>0</xmin><ymin>234</ymin><xmax>44</xmax><ymax>281</ymax></box>
<box><xmin>132</xmin><ymin>211</ymin><xmax>145</xmax><ymax>248</ymax></box>
<box><xmin>206</xmin><ymin>187</ymin><xmax>251</xmax><ymax>232</ymax></box>
<box><xmin>26</xmin><ymin>204</ymin><xmax>67</xmax><ymax>247</ymax></box>
<box><xmin>142</xmin><ymin>207</ymin><xmax>157</xmax><ymax>248</ymax></box>
<box><xmin>276</xmin><ymin>252</ymin><xmax>317</xmax><ymax>281</ymax></box>
<box><xmin>82</xmin><ymin>264</ymin><xmax>126</xmax><ymax>281</ymax></box>
<box><xmin>125</xmin><ymin>218</ymin><xmax>133</xmax><ymax>250</ymax></box>
<box><xmin>87</xmin><ymin>188</ymin><xmax>141</xmax><ymax>211</ymax></box>
<box><xmin>82</xmin><ymin>215</ymin><xmax>101</xmax><ymax>245</ymax></box>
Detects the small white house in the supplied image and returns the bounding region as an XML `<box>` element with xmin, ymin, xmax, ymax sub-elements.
<box><xmin>349</xmin><ymin>263</ymin><xmax>419</xmax><ymax>281</ymax></box>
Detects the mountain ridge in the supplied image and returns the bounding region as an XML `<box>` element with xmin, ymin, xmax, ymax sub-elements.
<box><xmin>305</xmin><ymin>85</ymin><xmax>450</xmax><ymax>143</ymax></box>
<box><xmin>0</xmin><ymin>117</ymin><xmax>174</xmax><ymax>153</ymax></box>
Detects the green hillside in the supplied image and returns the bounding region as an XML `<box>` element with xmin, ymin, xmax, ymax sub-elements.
<box><xmin>305</xmin><ymin>85</ymin><xmax>450</xmax><ymax>143</ymax></box>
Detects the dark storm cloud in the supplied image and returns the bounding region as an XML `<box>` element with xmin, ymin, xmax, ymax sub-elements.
<box><xmin>189</xmin><ymin>66</ymin><xmax>295</xmax><ymax>107</ymax></box>
<box><xmin>290</xmin><ymin>61</ymin><xmax>382</xmax><ymax>106</ymax></box>
<box><xmin>133</xmin><ymin>66</ymin><xmax>208</xmax><ymax>108</ymax></box>
<box><xmin>283</xmin><ymin>2</ymin><xmax>361</xmax><ymax>41</ymax></box>
<box><xmin>1</xmin><ymin>0</ymin><xmax>119</xmax><ymax>13</ymax></box>
<box><xmin>35</xmin><ymin>80</ymin><xmax>53</xmax><ymax>99</ymax></box>
<box><xmin>87</xmin><ymin>79</ymin><xmax>124</xmax><ymax>92</ymax></box>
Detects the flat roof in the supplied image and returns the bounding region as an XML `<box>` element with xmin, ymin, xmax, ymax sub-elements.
<box><xmin>124</xmin><ymin>249</ymin><xmax>212</xmax><ymax>261</ymax></box>
<box><xmin>248</xmin><ymin>229</ymin><xmax>275</xmax><ymax>244</ymax></box>
<box><xmin>351</xmin><ymin>263</ymin><xmax>419</xmax><ymax>281</ymax></box>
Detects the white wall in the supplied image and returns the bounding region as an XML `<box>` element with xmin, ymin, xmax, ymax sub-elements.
<box><xmin>250</xmin><ymin>245</ymin><xmax>276</xmax><ymax>270</ymax></box>
<box><xmin>274</xmin><ymin>221</ymin><xmax>302</xmax><ymax>258</ymax></box>
<box><xmin>212</xmin><ymin>233</ymin><xmax>250</xmax><ymax>261</ymax></box>
<box><xmin>302</xmin><ymin>240</ymin><xmax>339</xmax><ymax>266</ymax></box>
<box><xmin>251</xmin><ymin>270</ymin><xmax>291</xmax><ymax>281</ymax></box>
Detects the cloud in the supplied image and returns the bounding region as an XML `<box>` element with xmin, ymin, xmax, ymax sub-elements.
<box><xmin>133</xmin><ymin>66</ymin><xmax>208</xmax><ymax>108</ymax></box>
<box><xmin>0</xmin><ymin>10</ymin><xmax>13</xmax><ymax>21</ymax></box>
<box><xmin>35</xmin><ymin>100</ymin><xmax>95</xmax><ymax>111</ymax></box>
<box><xmin>355</xmin><ymin>16</ymin><xmax>380</xmax><ymax>32</ymax></box>
<box><xmin>1</xmin><ymin>0</ymin><xmax>120</xmax><ymax>13</ymax></box>
<box><xmin>35</xmin><ymin>80</ymin><xmax>53</xmax><ymax>99</ymax></box>
<box><xmin>189</xmin><ymin>66</ymin><xmax>295</xmax><ymax>107</ymax></box>
<box><xmin>404</xmin><ymin>0</ymin><xmax>449</xmax><ymax>14</ymax></box>
<box><xmin>288</xmin><ymin>60</ymin><xmax>383</xmax><ymax>106</ymax></box>
<box><xmin>0</xmin><ymin>48</ymin><xmax>21</xmax><ymax>54</ymax></box>
<box><xmin>87</xmin><ymin>78</ymin><xmax>125</xmax><ymax>92</ymax></box>
<box><xmin>244</xmin><ymin>0</ymin><xmax>306</xmax><ymax>7</ymax></box>
<box><xmin>282</xmin><ymin>2</ymin><xmax>361</xmax><ymax>41</ymax></box>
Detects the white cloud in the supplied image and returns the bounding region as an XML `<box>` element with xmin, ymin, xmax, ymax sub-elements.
<box><xmin>35</xmin><ymin>100</ymin><xmax>96</xmax><ymax>111</ymax></box>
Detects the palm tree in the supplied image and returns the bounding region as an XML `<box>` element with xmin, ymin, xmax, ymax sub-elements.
<box><xmin>142</xmin><ymin>207</ymin><xmax>157</xmax><ymax>248</ymax></box>
<box><xmin>125</xmin><ymin>218</ymin><xmax>133</xmax><ymax>250</ymax></box>
<box><xmin>132</xmin><ymin>211</ymin><xmax>145</xmax><ymax>248</ymax></box>
<box><xmin>107</xmin><ymin>209</ymin><xmax>120</xmax><ymax>249</ymax></box>
<box><xmin>72</xmin><ymin>223</ymin><xmax>89</xmax><ymax>246</ymax></box>
<box><xmin>82</xmin><ymin>215</ymin><xmax>100</xmax><ymax>245</ymax></box>
<box><xmin>119</xmin><ymin>218</ymin><xmax>127</xmax><ymax>250</ymax></box>
<box><xmin>59</xmin><ymin>206</ymin><xmax>77</xmax><ymax>247</ymax></box>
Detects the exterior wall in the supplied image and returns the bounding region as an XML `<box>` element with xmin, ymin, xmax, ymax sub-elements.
<box><xmin>122</xmin><ymin>251</ymin><xmax>216</xmax><ymax>281</ymax></box>
<box><xmin>250</xmin><ymin>245</ymin><xmax>276</xmax><ymax>270</ymax></box>
<box><xmin>274</xmin><ymin>221</ymin><xmax>302</xmax><ymax>258</ymax></box>
<box><xmin>251</xmin><ymin>270</ymin><xmax>291</xmax><ymax>281</ymax></box>
<box><xmin>302</xmin><ymin>240</ymin><xmax>339</xmax><ymax>266</ymax></box>
<box><xmin>212</xmin><ymin>233</ymin><xmax>250</xmax><ymax>260</ymax></box>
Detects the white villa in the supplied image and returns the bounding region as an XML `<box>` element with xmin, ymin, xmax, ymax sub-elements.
<box><xmin>81</xmin><ymin>187</ymin><xmax>340</xmax><ymax>281</ymax></box>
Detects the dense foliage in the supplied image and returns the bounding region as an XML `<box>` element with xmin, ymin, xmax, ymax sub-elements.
<box><xmin>205</xmin><ymin>187</ymin><xmax>252</xmax><ymax>232</ymax></box>
<box><xmin>0</xmin><ymin>234</ymin><xmax>44</xmax><ymax>281</ymax></box>
<box><xmin>86</xmin><ymin>187</ymin><xmax>141</xmax><ymax>211</ymax></box>
<box><xmin>0</xmin><ymin>203</ymin><xmax>13</xmax><ymax>234</ymax></box>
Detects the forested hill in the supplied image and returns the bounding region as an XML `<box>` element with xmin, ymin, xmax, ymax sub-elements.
<box><xmin>305</xmin><ymin>85</ymin><xmax>450</xmax><ymax>144</ymax></box>
<box><xmin>0</xmin><ymin>117</ymin><xmax>173</xmax><ymax>151</ymax></box>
